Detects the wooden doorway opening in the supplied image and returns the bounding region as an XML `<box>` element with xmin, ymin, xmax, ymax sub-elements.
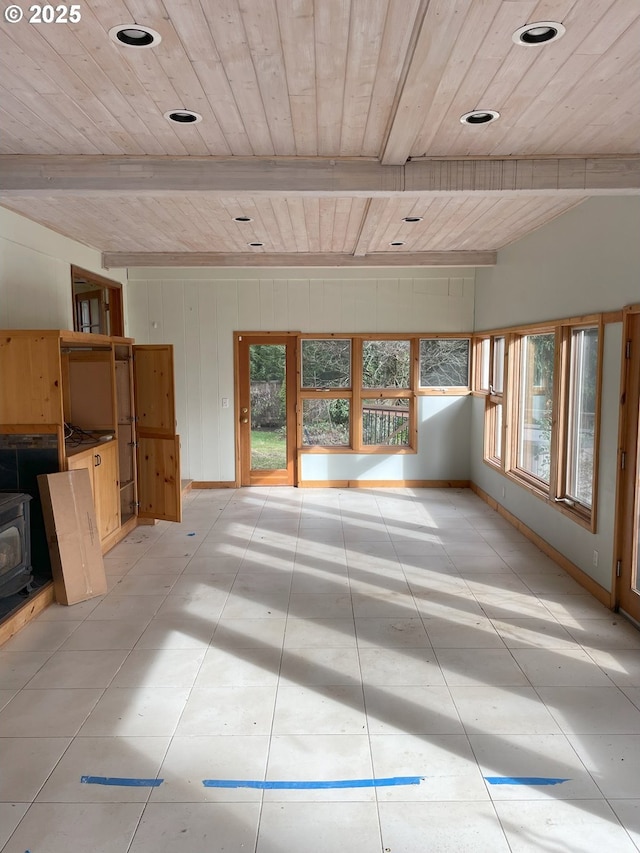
<box><xmin>71</xmin><ymin>266</ymin><xmax>124</xmax><ymax>337</ymax></box>
<box><xmin>615</xmin><ymin>307</ymin><xmax>640</xmax><ymax>623</ymax></box>
<box><xmin>235</xmin><ymin>333</ymin><xmax>298</xmax><ymax>486</ymax></box>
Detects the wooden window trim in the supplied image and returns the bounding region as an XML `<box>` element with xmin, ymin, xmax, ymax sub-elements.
<box><xmin>296</xmin><ymin>332</ymin><xmax>476</xmax><ymax>454</ymax></box>
<box><xmin>418</xmin><ymin>336</ymin><xmax>472</xmax><ymax>394</ymax></box>
<box><xmin>482</xmin><ymin>316</ymin><xmax>604</xmax><ymax>530</ymax></box>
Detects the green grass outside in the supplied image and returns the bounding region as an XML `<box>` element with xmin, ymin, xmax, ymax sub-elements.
<box><xmin>251</xmin><ymin>428</ymin><xmax>287</xmax><ymax>470</ymax></box>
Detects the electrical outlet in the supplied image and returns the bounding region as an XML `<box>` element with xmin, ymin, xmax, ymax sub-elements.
<box><xmin>592</xmin><ymin>550</ymin><xmax>599</xmax><ymax>567</ymax></box>
<box><xmin>221</xmin><ymin>398</ymin><xmax>229</xmax><ymax>409</ymax></box>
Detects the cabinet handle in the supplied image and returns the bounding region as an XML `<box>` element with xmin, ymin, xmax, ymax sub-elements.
<box><xmin>95</xmin><ymin>453</ymin><xmax>102</xmax><ymax>466</ymax></box>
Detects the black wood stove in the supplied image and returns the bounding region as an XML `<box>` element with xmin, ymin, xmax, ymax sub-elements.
<box><xmin>0</xmin><ymin>493</ymin><xmax>33</xmax><ymax>599</ymax></box>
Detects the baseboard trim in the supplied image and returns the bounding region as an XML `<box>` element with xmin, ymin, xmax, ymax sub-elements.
<box><xmin>0</xmin><ymin>583</ymin><xmax>55</xmax><ymax>647</ymax></box>
<box><xmin>470</xmin><ymin>482</ymin><xmax>612</xmax><ymax>609</ymax></box>
<box><xmin>298</xmin><ymin>479</ymin><xmax>470</xmax><ymax>489</ymax></box>
<box><xmin>191</xmin><ymin>481</ymin><xmax>239</xmax><ymax>489</ymax></box>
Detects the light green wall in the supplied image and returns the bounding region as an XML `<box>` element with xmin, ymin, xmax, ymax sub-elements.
<box><xmin>0</xmin><ymin>207</ymin><xmax>127</xmax><ymax>330</ymax></box>
<box><xmin>471</xmin><ymin>197</ymin><xmax>640</xmax><ymax>591</ymax></box>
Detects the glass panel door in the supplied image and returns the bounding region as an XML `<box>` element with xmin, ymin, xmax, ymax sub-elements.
<box><xmin>237</xmin><ymin>335</ymin><xmax>297</xmax><ymax>486</ymax></box>
<box><xmin>250</xmin><ymin>344</ymin><xmax>287</xmax><ymax>471</ymax></box>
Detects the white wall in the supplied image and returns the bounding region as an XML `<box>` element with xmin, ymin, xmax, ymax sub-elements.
<box><xmin>125</xmin><ymin>268</ymin><xmax>475</xmax><ymax>482</ymax></box>
<box><xmin>0</xmin><ymin>207</ymin><xmax>127</xmax><ymax>330</ymax></box>
<box><xmin>302</xmin><ymin>396</ymin><xmax>471</xmax><ymax>482</ymax></box>
<box><xmin>474</xmin><ymin>197</ymin><xmax>640</xmax><ymax>331</ymax></box>
<box><xmin>471</xmin><ymin>197</ymin><xmax>640</xmax><ymax>591</ymax></box>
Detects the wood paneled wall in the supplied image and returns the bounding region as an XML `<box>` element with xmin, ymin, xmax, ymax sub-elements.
<box><xmin>126</xmin><ymin>268</ymin><xmax>474</xmax><ymax>482</ymax></box>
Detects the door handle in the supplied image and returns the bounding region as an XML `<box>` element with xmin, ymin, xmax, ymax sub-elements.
<box><xmin>241</xmin><ymin>407</ymin><xmax>248</xmax><ymax>413</ymax></box>
<box><xmin>241</xmin><ymin>418</ymin><xmax>249</xmax><ymax>424</ymax></box>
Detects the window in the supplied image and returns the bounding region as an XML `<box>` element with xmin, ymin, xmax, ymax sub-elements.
<box><xmin>492</xmin><ymin>336</ymin><xmax>505</xmax><ymax>394</ymax></box>
<box><xmin>516</xmin><ymin>332</ymin><xmax>555</xmax><ymax>484</ymax></box>
<box><xmin>481</xmin><ymin>317</ymin><xmax>602</xmax><ymax>529</ymax></box>
<box><xmin>300</xmin><ymin>338</ymin><xmax>352</xmax><ymax>448</ymax></box>
<box><xmin>301</xmin><ymin>339</ymin><xmax>351</xmax><ymax>388</ymax></box>
<box><xmin>419</xmin><ymin>338</ymin><xmax>470</xmax><ymax>388</ymax></box>
<box><xmin>298</xmin><ymin>335</ymin><xmax>427</xmax><ymax>453</ymax></box>
<box><xmin>299</xmin><ymin>334</ymin><xmax>471</xmax><ymax>455</ymax></box>
<box><xmin>302</xmin><ymin>398</ymin><xmax>350</xmax><ymax>446</ymax></box>
<box><xmin>485</xmin><ymin>336</ymin><xmax>505</xmax><ymax>465</ymax></box>
<box><xmin>362</xmin><ymin>340</ymin><xmax>410</xmax><ymax>388</ymax></box>
<box><xmin>477</xmin><ymin>338</ymin><xmax>490</xmax><ymax>391</ymax></box>
<box><xmin>563</xmin><ymin>326</ymin><xmax>599</xmax><ymax>509</ymax></box>
<box><xmin>362</xmin><ymin>398</ymin><xmax>410</xmax><ymax>446</ymax></box>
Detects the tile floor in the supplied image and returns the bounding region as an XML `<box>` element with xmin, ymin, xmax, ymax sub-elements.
<box><xmin>1</xmin><ymin>487</ymin><xmax>640</xmax><ymax>852</ymax></box>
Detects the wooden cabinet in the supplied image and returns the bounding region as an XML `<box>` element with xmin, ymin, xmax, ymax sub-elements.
<box><xmin>0</xmin><ymin>329</ymin><xmax>181</xmax><ymax>552</ymax></box>
<box><xmin>67</xmin><ymin>441</ymin><xmax>119</xmax><ymax>541</ymax></box>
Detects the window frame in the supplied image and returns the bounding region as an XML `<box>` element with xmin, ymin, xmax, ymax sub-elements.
<box><xmin>478</xmin><ymin>314</ymin><xmax>604</xmax><ymax>530</ymax></box>
<box><xmin>555</xmin><ymin>322</ymin><xmax>603</xmax><ymax>526</ymax></box>
<box><xmin>298</xmin><ymin>334</ymin><xmax>355</xmax><ymax>453</ymax></box>
<box><xmin>298</xmin><ymin>333</ymin><xmax>471</xmax><ymax>455</ymax></box>
<box><xmin>482</xmin><ymin>335</ymin><xmax>506</xmax><ymax>469</ymax></box>
<box><xmin>418</xmin><ymin>336</ymin><xmax>472</xmax><ymax>394</ymax></box>
<box><xmin>510</xmin><ymin>328</ymin><xmax>558</xmax><ymax>490</ymax></box>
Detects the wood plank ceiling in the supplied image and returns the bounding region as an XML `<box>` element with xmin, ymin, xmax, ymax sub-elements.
<box><xmin>0</xmin><ymin>0</ymin><xmax>639</xmax><ymax>267</ymax></box>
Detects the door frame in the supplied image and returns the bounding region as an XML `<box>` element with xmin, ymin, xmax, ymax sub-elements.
<box><xmin>234</xmin><ymin>332</ymin><xmax>299</xmax><ymax>487</ymax></box>
<box><xmin>614</xmin><ymin>305</ymin><xmax>640</xmax><ymax>621</ymax></box>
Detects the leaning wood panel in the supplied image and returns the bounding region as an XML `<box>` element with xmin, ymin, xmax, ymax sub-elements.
<box><xmin>0</xmin><ymin>333</ymin><xmax>62</xmax><ymax>424</ymax></box>
<box><xmin>137</xmin><ymin>435</ymin><xmax>182</xmax><ymax>523</ymax></box>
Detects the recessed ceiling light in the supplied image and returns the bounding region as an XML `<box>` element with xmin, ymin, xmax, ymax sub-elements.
<box><xmin>402</xmin><ymin>216</ymin><xmax>423</xmax><ymax>223</ymax></box>
<box><xmin>248</xmin><ymin>242</ymin><xmax>264</xmax><ymax>248</ymax></box>
<box><xmin>109</xmin><ymin>24</ymin><xmax>162</xmax><ymax>49</ymax></box>
<box><xmin>389</xmin><ymin>241</ymin><xmax>405</xmax><ymax>247</ymax></box>
<box><xmin>512</xmin><ymin>21</ymin><xmax>566</xmax><ymax>46</ymax></box>
<box><xmin>164</xmin><ymin>110</ymin><xmax>202</xmax><ymax>124</ymax></box>
<box><xmin>460</xmin><ymin>110</ymin><xmax>500</xmax><ymax>125</ymax></box>
<box><xmin>233</xmin><ymin>216</ymin><xmax>253</xmax><ymax>223</ymax></box>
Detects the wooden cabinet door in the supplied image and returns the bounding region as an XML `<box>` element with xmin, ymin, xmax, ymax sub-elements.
<box><xmin>67</xmin><ymin>449</ymin><xmax>95</xmax><ymax>494</ymax></box>
<box><xmin>94</xmin><ymin>441</ymin><xmax>120</xmax><ymax>540</ymax></box>
<box><xmin>0</xmin><ymin>333</ymin><xmax>63</xmax><ymax>424</ymax></box>
<box><xmin>133</xmin><ymin>345</ymin><xmax>182</xmax><ymax>522</ymax></box>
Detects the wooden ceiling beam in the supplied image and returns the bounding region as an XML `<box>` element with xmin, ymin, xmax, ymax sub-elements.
<box><xmin>1</xmin><ymin>156</ymin><xmax>639</xmax><ymax>197</ymax></box>
<box><xmin>380</xmin><ymin>0</ymin><xmax>473</xmax><ymax>166</ymax></box>
<box><xmin>353</xmin><ymin>198</ymin><xmax>390</xmax><ymax>257</ymax></box>
<box><xmin>102</xmin><ymin>250</ymin><xmax>496</xmax><ymax>269</ymax></box>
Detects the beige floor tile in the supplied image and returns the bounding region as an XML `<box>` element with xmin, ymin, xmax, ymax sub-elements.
<box><xmin>130</xmin><ymin>802</ymin><xmax>261</xmax><ymax>852</ymax></box>
<box><xmin>0</xmin><ymin>688</ymin><xmax>103</xmax><ymax>737</ymax></box>
<box><xmin>378</xmin><ymin>801</ymin><xmax>511</xmax><ymax>852</ymax></box>
<box><xmin>175</xmin><ymin>686</ymin><xmax>276</xmax><ymax>736</ymax></box>
<box><xmin>1</xmin><ymin>802</ymin><xmax>145</xmax><ymax>853</ymax></box>
<box><xmin>36</xmin><ymin>736</ymin><xmax>169</xmax><ymax>802</ymax></box>
<box><xmin>0</xmin><ymin>738</ymin><xmax>71</xmax><ymax>801</ymax></box>
<box><xmin>79</xmin><ymin>687</ymin><xmax>190</xmax><ymax>737</ymax></box>
<box><xmin>495</xmin><ymin>799</ymin><xmax>637</xmax><ymax>852</ymax></box>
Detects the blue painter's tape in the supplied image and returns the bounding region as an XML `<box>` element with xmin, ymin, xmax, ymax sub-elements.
<box><xmin>202</xmin><ymin>776</ymin><xmax>424</xmax><ymax>790</ymax></box>
<box><xmin>81</xmin><ymin>776</ymin><xmax>164</xmax><ymax>788</ymax></box>
<box><xmin>485</xmin><ymin>776</ymin><xmax>570</xmax><ymax>786</ymax></box>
